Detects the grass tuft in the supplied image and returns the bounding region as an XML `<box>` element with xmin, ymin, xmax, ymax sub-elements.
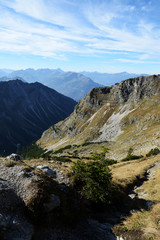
<box><xmin>3</xmin><ymin>160</ymin><xmax>19</xmax><ymax>167</ymax></box>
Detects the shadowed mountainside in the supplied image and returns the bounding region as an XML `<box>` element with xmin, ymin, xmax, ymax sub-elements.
<box><xmin>0</xmin><ymin>79</ymin><xmax>76</xmax><ymax>154</ymax></box>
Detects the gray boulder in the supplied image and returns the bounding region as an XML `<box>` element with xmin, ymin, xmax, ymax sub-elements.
<box><xmin>36</xmin><ymin>165</ymin><xmax>56</xmax><ymax>178</ymax></box>
<box><xmin>7</xmin><ymin>153</ymin><xmax>22</xmax><ymax>161</ymax></box>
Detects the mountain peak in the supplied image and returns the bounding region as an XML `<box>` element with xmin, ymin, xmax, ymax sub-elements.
<box><xmin>38</xmin><ymin>74</ymin><xmax>160</xmax><ymax>159</ymax></box>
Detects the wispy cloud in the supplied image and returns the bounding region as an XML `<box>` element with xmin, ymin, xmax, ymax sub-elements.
<box><xmin>0</xmin><ymin>0</ymin><xmax>160</xmax><ymax>68</ymax></box>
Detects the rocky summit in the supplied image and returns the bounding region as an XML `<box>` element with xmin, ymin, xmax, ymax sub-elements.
<box><xmin>38</xmin><ymin>74</ymin><xmax>160</xmax><ymax>158</ymax></box>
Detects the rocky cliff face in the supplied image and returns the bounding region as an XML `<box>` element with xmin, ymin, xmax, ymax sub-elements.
<box><xmin>38</xmin><ymin>75</ymin><xmax>160</xmax><ymax>158</ymax></box>
<box><xmin>0</xmin><ymin>80</ymin><xmax>77</xmax><ymax>154</ymax></box>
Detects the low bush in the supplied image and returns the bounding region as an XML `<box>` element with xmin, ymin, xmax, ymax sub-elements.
<box><xmin>53</xmin><ymin>156</ymin><xmax>72</xmax><ymax>162</ymax></box>
<box><xmin>91</xmin><ymin>147</ymin><xmax>109</xmax><ymax>161</ymax></box>
<box><xmin>19</xmin><ymin>142</ymin><xmax>45</xmax><ymax>159</ymax></box>
<box><xmin>41</xmin><ymin>150</ymin><xmax>53</xmax><ymax>160</ymax></box>
<box><xmin>146</xmin><ymin>147</ymin><xmax>160</xmax><ymax>157</ymax></box>
<box><xmin>121</xmin><ymin>147</ymin><xmax>143</xmax><ymax>162</ymax></box>
<box><xmin>53</xmin><ymin>145</ymin><xmax>72</xmax><ymax>154</ymax></box>
<box><xmin>19</xmin><ymin>142</ymin><xmax>53</xmax><ymax>160</ymax></box>
<box><xmin>103</xmin><ymin>158</ymin><xmax>117</xmax><ymax>165</ymax></box>
<box><xmin>71</xmin><ymin>160</ymin><xmax>118</xmax><ymax>204</ymax></box>
<box><xmin>121</xmin><ymin>155</ymin><xmax>143</xmax><ymax>162</ymax></box>
<box><xmin>81</xmin><ymin>142</ymin><xmax>93</xmax><ymax>146</ymax></box>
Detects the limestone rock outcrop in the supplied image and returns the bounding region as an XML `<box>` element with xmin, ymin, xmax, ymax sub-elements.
<box><xmin>38</xmin><ymin>74</ymin><xmax>160</xmax><ymax>158</ymax></box>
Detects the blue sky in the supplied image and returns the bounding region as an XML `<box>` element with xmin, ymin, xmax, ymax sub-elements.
<box><xmin>0</xmin><ymin>0</ymin><xmax>160</xmax><ymax>73</ymax></box>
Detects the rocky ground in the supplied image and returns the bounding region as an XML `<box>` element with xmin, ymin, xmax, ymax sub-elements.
<box><xmin>0</xmin><ymin>157</ymin><xmax>117</xmax><ymax>240</ymax></box>
<box><xmin>0</xmin><ymin>154</ymin><xmax>160</xmax><ymax>240</ymax></box>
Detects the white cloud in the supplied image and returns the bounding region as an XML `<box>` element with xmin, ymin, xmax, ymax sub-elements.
<box><xmin>117</xmin><ymin>58</ymin><xmax>160</xmax><ymax>64</ymax></box>
<box><xmin>0</xmin><ymin>0</ymin><xmax>160</xmax><ymax>63</ymax></box>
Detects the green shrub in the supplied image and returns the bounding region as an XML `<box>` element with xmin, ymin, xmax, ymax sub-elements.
<box><xmin>53</xmin><ymin>145</ymin><xmax>72</xmax><ymax>154</ymax></box>
<box><xmin>121</xmin><ymin>147</ymin><xmax>143</xmax><ymax>162</ymax></box>
<box><xmin>103</xmin><ymin>158</ymin><xmax>117</xmax><ymax>165</ymax></box>
<box><xmin>128</xmin><ymin>147</ymin><xmax>133</xmax><ymax>156</ymax></box>
<box><xmin>19</xmin><ymin>142</ymin><xmax>45</xmax><ymax>159</ymax></box>
<box><xmin>71</xmin><ymin>160</ymin><xmax>117</xmax><ymax>204</ymax></box>
<box><xmin>41</xmin><ymin>151</ymin><xmax>53</xmax><ymax>160</ymax></box>
<box><xmin>91</xmin><ymin>147</ymin><xmax>109</xmax><ymax>161</ymax></box>
<box><xmin>53</xmin><ymin>156</ymin><xmax>72</xmax><ymax>162</ymax></box>
<box><xmin>19</xmin><ymin>142</ymin><xmax>54</xmax><ymax>160</ymax></box>
<box><xmin>81</xmin><ymin>142</ymin><xmax>93</xmax><ymax>146</ymax></box>
<box><xmin>146</xmin><ymin>147</ymin><xmax>160</xmax><ymax>157</ymax></box>
<box><xmin>121</xmin><ymin>155</ymin><xmax>143</xmax><ymax>162</ymax></box>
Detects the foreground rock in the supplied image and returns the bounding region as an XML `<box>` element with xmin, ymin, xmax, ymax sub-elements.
<box><xmin>0</xmin><ymin>158</ymin><xmax>121</xmax><ymax>240</ymax></box>
<box><xmin>6</xmin><ymin>153</ymin><xmax>22</xmax><ymax>161</ymax></box>
<box><xmin>0</xmin><ymin>160</ymin><xmax>62</xmax><ymax>239</ymax></box>
<box><xmin>0</xmin><ymin>169</ymin><xmax>33</xmax><ymax>239</ymax></box>
<box><xmin>1</xmin><ymin>156</ymin><xmax>157</xmax><ymax>239</ymax></box>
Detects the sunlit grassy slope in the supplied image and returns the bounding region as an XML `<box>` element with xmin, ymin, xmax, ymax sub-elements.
<box><xmin>112</xmin><ymin>154</ymin><xmax>160</xmax><ymax>240</ymax></box>
<box><xmin>38</xmin><ymin>88</ymin><xmax>160</xmax><ymax>160</ymax></box>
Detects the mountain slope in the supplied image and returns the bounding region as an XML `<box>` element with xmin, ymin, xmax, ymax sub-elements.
<box><xmin>0</xmin><ymin>80</ymin><xmax>76</xmax><ymax>154</ymax></box>
<box><xmin>8</xmin><ymin>69</ymin><xmax>102</xmax><ymax>101</ymax></box>
<box><xmin>81</xmin><ymin>71</ymin><xmax>148</xmax><ymax>85</ymax></box>
<box><xmin>38</xmin><ymin>74</ymin><xmax>160</xmax><ymax>158</ymax></box>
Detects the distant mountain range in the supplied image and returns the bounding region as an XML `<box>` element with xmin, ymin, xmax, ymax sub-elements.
<box><xmin>80</xmin><ymin>71</ymin><xmax>148</xmax><ymax>85</ymax></box>
<box><xmin>0</xmin><ymin>69</ymin><xmax>13</xmax><ymax>78</ymax></box>
<box><xmin>0</xmin><ymin>80</ymin><xmax>76</xmax><ymax>154</ymax></box>
<box><xmin>0</xmin><ymin>69</ymin><xmax>102</xmax><ymax>101</ymax></box>
<box><xmin>0</xmin><ymin>68</ymin><xmax>148</xmax><ymax>101</ymax></box>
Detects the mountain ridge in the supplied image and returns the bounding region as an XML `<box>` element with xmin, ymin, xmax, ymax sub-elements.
<box><xmin>38</xmin><ymin>74</ymin><xmax>160</xmax><ymax>158</ymax></box>
<box><xmin>0</xmin><ymin>68</ymin><xmax>148</xmax><ymax>101</ymax></box>
<box><xmin>5</xmin><ymin>68</ymin><xmax>102</xmax><ymax>101</ymax></box>
<box><xmin>80</xmin><ymin>71</ymin><xmax>148</xmax><ymax>85</ymax></box>
<box><xmin>0</xmin><ymin>79</ymin><xmax>76</xmax><ymax>154</ymax></box>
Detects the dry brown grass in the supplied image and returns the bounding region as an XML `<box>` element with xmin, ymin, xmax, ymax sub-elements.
<box><xmin>22</xmin><ymin>165</ymin><xmax>33</xmax><ymax>172</ymax></box>
<box><xmin>111</xmin><ymin>156</ymin><xmax>159</xmax><ymax>188</ymax></box>
<box><xmin>134</xmin><ymin>161</ymin><xmax>160</xmax><ymax>203</ymax></box>
<box><xmin>24</xmin><ymin>158</ymin><xmax>73</xmax><ymax>176</ymax></box>
<box><xmin>114</xmin><ymin>203</ymin><xmax>160</xmax><ymax>240</ymax></box>
<box><xmin>112</xmin><ymin>155</ymin><xmax>160</xmax><ymax>239</ymax></box>
<box><xmin>3</xmin><ymin>160</ymin><xmax>22</xmax><ymax>167</ymax></box>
